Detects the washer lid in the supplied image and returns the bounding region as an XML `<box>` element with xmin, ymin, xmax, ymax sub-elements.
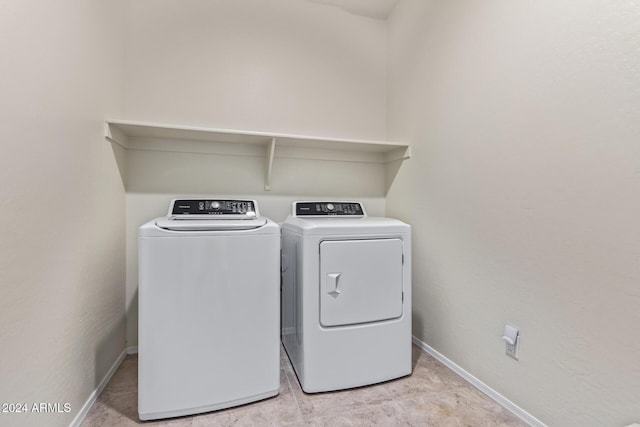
<box><xmin>156</xmin><ymin>217</ymin><xmax>268</xmax><ymax>231</ymax></box>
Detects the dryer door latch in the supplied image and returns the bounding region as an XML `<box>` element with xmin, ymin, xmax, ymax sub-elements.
<box><xmin>327</xmin><ymin>273</ymin><xmax>342</xmax><ymax>298</ymax></box>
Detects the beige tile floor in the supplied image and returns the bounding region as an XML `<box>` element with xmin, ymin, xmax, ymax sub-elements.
<box><xmin>83</xmin><ymin>345</ymin><xmax>528</xmax><ymax>426</ymax></box>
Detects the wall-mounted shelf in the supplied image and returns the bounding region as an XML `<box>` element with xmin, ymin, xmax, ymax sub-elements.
<box><xmin>104</xmin><ymin>120</ymin><xmax>410</xmax><ymax>191</ymax></box>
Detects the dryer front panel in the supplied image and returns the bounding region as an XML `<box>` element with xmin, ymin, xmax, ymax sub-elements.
<box><xmin>319</xmin><ymin>238</ymin><xmax>403</xmax><ymax>327</ymax></box>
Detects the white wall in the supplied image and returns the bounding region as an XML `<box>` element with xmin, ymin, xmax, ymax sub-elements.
<box><xmin>0</xmin><ymin>1</ymin><xmax>126</xmax><ymax>426</ymax></box>
<box><xmin>122</xmin><ymin>0</ymin><xmax>390</xmax><ymax>347</ymax></box>
<box><xmin>387</xmin><ymin>1</ymin><xmax>640</xmax><ymax>426</ymax></box>
<box><xmin>124</xmin><ymin>0</ymin><xmax>386</xmax><ymax>140</ymax></box>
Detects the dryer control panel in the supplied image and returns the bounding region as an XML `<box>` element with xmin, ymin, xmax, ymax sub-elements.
<box><xmin>294</xmin><ymin>202</ymin><xmax>366</xmax><ymax>217</ymax></box>
<box><xmin>169</xmin><ymin>199</ymin><xmax>258</xmax><ymax>218</ymax></box>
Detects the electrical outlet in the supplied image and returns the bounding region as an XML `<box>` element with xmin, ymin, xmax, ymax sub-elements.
<box><xmin>502</xmin><ymin>324</ymin><xmax>519</xmax><ymax>360</ymax></box>
<box><xmin>505</xmin><ymin>339</ymin><xmax>519</xmax><ymax>360</ymax></box>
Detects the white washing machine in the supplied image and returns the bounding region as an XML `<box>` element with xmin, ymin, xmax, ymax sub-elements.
<box><xmin>281</xmin><ymin>201</ymin><xmax>411</xmax><ymax>393</ymax></box>
<box><xmin>138</xmin><ymin>199</ymin><xmax>280</xmax><ymax>420</ymax></box>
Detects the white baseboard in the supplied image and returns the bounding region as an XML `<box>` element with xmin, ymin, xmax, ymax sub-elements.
<box><xmin>68</xmin><ymin>348</ymin><xmax>127</xmax><ymax>427</ymax></box>
<box><xmin>412</xmin><ymin>336</ymin><xmax>546</xmax><ymax>427</ymax></box>
<box><xmin>126</xmin><ymin>345</ymin><xmax>138</xmax><ymax>355</ymax></box>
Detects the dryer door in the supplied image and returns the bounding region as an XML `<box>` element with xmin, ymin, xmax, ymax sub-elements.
<box><xmin>319</xmin><ymin>238</ymin><xmax>403</xmax><ymax>327</ymax></box>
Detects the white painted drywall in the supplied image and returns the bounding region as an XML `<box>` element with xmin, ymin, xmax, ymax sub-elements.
<box><xmin>123</xmin><ymin>0</ymin><xmax>386</xmax><ymax>140</ymax></box>
<box><xmin>387</xmin><ymin>1</ymin><xmax>640</xmax><ymax>425</ymax></box>
<box><xmin>0</xmin><ymin>1</ymin><xmax>126</xmax><ymax>426</ymax></box>
<box><xmin>307</xmin><ymin>0</ymin><xmax>400</xmax><ymax>20</ymax></box>
<box><xmin>121</xmin><ymin>0</ymin><xmax>389</xmax><ymax>347</ymax></box>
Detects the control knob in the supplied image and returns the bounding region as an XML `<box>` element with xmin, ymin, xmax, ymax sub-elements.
<box><xmin>211</xmin><ymin>201</ymin><xmax>221</xmax><ymax>210</ymax></box>
<box><xmin>326</xmin><ymin>203</ymin><xmax>335</xmax><ymax>211</ymax></box>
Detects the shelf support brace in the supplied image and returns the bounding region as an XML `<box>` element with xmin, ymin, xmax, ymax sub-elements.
<box><xmin>265</xmin><ymin>137</ymin><xmax>276</xmax><ymax>191</ymax></box>
<box><xmin>104</xmin><ymin>122</ymin><xmax>130</xmax><ymax>149</ymax></box>
<box><xmin>384</xmin><ymin>145</ymin><xmax>412</xmax><ymax>162</ymax></box>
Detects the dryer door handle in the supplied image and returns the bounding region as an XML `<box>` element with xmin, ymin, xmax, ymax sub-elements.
<box><xmin>327</xmin><ymin>273</ymin><xmax>342</xmax><ymax>298</ymax></box>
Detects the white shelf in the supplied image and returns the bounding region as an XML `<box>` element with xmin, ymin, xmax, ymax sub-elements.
<box><xmin>104</xmin><ymin>120</ymin><xmax>410</xmax><ymax>191</ymax></box>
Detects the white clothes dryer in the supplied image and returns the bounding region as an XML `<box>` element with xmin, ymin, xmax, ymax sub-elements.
<box><xmin>138</xmin><ymin>199</ymin><xmax>280</xmax><ymax>420</ymax></box>
<box><xmin>281</xmin><ymin>201</ymin><xmax>411</xmax><ymax>393</ymax></box>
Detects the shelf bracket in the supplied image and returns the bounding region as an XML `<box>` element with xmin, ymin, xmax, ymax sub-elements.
<box><xmin>385</xmin><ymin>145</ymin><xmax>412</xmax><ymax>162</ymax></box>
<box><xmin>103</xmin><ymin>122</ymin><xmax>130</xmax><ymax>149</ymax></box>
<box><xmin>265</xmin><ymin>137</ymin><xmax>276</xmax><ymax>191</ymax></box>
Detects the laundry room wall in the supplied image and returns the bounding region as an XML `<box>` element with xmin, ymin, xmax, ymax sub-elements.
<box><xmin>386</xmin><ymin>1</ymin><xmax>640</xmax><ymax>426</ymax></box>
<box><xmin>0</xmin><ymin>1</ymin><xmax>127</xmax><ymax>427</ymax></box>
<box><xmin>121</xmin><ymin>0</ymin><xmax>390</xmax><ymax>347</ymax></box>
<box><xmin>123</xmin><ymin>0</ymin><xmax>387</xmax><ymax>140</ymax></box>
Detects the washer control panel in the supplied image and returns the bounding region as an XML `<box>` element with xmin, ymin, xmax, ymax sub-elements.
<box><xmin>294</xmin><ymin>201</ymin><xmax>366</xmax><ymax>217</ymax></box>
<box><xmin>170</xmin><ymin>199</ymin><xmax>257</xmax><ymax>217</ymax></box>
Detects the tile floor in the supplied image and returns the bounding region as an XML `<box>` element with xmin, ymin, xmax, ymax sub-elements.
<box><xmin>83</xmin><ymin>345</ymin><xmax>527</xmax><ymax>426</ymax></box>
